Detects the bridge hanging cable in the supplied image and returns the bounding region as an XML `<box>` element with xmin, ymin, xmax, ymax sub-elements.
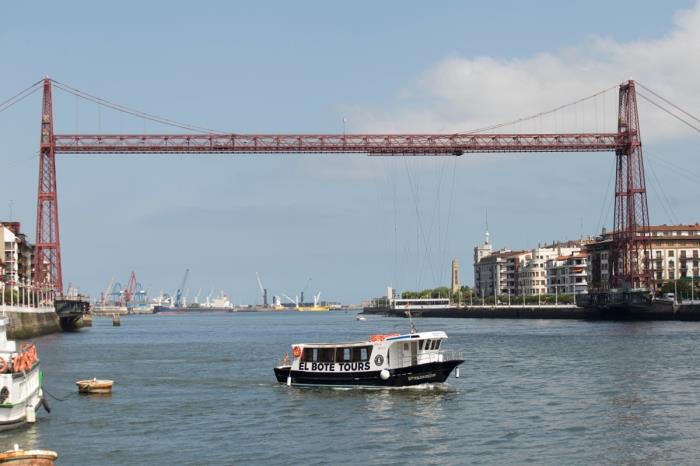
<box><xmin>0</xmin><ymin>80</ymin><xmax>43</xmax><ymax>114</ymax></box>
<box><xmin>637</xmin><ymin>92</ymin><xmax>700</xmax><ymax>134</ymax></box>
<box><xmin>637</xmin><ymin>82</ymin><xmax>700</xmax><ymax>125</ymax></box>
<box><xmin>462</xmin><ymin>85</ymin><xmax>619</xmax><ymax>134</ymax></box>
<box><xmin>50</xmin><ymin>79</ymin><xmax>224</xmax><ymax>134</ymax></box>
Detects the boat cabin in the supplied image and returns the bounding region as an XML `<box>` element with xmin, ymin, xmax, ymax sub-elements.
<box><xmin>290</xmin><ymin>331</ymin><xmax>450</xmax><ymax>372</ymax></box>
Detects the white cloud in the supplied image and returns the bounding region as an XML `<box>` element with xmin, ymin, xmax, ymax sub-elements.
<box><xmin>348</xmin><ymin>2</ymin><xmax>700</xmax><ymax>143</ymax></box>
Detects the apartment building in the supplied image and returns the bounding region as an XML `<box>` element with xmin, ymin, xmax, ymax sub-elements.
<box><xmin>588</xmin><ymin>224</ymin><xmax>700</xmax><ymax>289</ymax></box>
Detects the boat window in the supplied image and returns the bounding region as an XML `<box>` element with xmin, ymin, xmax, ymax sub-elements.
<box><xmin>429</xmin><ymin>340</ymin><xmax>436</xmax><ymax>350</ymax></box>
<box><xmin>404</xmin><ymin>343</ymin><xmax>409</xmax><ymax>351</ymax></box>
<box><xmin>352</xmin><ymin>346</ymin><xmax>373</xmax><ymax>361</ymax></box>
<box><xmin>301</xmin><ymin>348</ymin><xmax>317</xmax><ymax>362</ymax></box>
<box><xmin>317</xmin><ymin>348</ymin><xmax>335</xmax><ymax>363</ymax></box>
<box><xmin>336</xmin><ymin>347</ymin><xmax>352</xmax><ymax>362</ymax></box>
<box><xmin>435</xmin><ymin>340</ymin><xmax>441</xmax><ymax>350</ymax></box>
<box><xmin>419</xmin><ymin>340</ymin><xmax>424</xmax><ymax>350</ymax></box>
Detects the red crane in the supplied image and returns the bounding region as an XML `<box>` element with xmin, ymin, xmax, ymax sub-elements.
<box><xmin>122</xmin><ymin>271</ymin><xmax>137</xmax><ymax>306</ymax></box>
<box><xmin>33</xmin><ymin>78</ymin><xmax>649</xmax><ymax>294</ymax></box>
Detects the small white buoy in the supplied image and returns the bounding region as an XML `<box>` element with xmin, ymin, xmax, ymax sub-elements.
<box><xmin>380</xmin><ymin>369</ymin><xmax>390</xmax><ymax>380</ymax></box>
<box><xmin>455</xmin><ymin>367</ymin><xmax>460</xmax><ymax>378</ymax></box>
<box><xmin>25</xmin><ymin>405</ymin><xmax>36</xmax><ymax>423</ymax></box>
<box><xmin>286</xmin><ymin>376</ymin><xmax>292</xmax><ymax>387</ymax></box>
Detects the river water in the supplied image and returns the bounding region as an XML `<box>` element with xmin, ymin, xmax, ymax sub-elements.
<box><xmin>1</xmin><ymin>312</ymin><xmax>699</xmax><ymax>465</ymax></box>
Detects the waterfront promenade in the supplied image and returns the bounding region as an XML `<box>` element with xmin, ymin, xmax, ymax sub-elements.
<box><xmin>366</xmin><ymin>302</ymin><xmax>700</xmax><ymax>321</ymax></box>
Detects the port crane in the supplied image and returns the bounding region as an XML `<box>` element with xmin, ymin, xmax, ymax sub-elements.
<box><xmin>122</xmin><ymin>271</ymin><xmax>137</xmax><ymax>306</ymax></box>
<box><xmin>100</xmin><ymin>276</ymin><xmax>115</xmax><ymax>306</ymax></box>
<box><xmin>174</xmin><ymin>269</ymin><xmax>189</xmax><ymax>308</ymax></box>
<box><xmin>300</xmin><ymin>278</ymin><xmax>312</xmax><ymax>305</ymax></box>
<box><xmin>256</xmin><ymin>272</ymin><xmax>268</xmax><ymax>306</ymax></box>
<box><xmin>282</xmin><ymin>293</ymin><xmax>299</xmax><ymax>309</ymax></box>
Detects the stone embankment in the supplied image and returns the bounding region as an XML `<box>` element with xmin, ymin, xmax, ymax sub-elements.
<box><xmin>365</xmin><ymin>302</ymin><xmax>700</xmax><ymax>321</ymax></box>
<box><xmin>0</xmin><ymin>305</ymin><xmax>61</xmax><ymax>339</ymax></box>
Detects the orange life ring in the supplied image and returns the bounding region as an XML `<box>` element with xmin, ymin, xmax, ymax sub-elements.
<box><xmin>292</xmin><ymin>346</ymin><xmax>302</xmax><ymax>358</ymax></box>
<box><xmin>0</xmin><ymin>357</ymin><xmax>7</xmax><ymax>373</ymax></box>
<box><xmin>13</xmin><ymin>354</ymin><xmax>23</xmax><ymax>372</ymax></box>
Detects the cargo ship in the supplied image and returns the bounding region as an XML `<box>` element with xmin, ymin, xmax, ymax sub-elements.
<box><xmin>153</xmin><ymin>292</ymin><xmax>234</xmax><ymax>313</ymax></box>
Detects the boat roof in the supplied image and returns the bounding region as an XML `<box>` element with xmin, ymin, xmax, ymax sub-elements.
<box><xmin>293</xmin><ymin>331</ymin><xmax>448</xmax><ymax>347</ymax></box>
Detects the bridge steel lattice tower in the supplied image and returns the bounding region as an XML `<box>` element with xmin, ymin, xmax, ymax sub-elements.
<box><xmin>34</xmin><ymin>78</ymin><xmax>62</xmax><ymax>293</ymax></box>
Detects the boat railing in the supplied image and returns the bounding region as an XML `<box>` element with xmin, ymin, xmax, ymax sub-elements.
<box><xmin>416</xmin><ymin>350</ymin><xmax>464</xmax><ymax>365</ymax></box>
<box><xmin>274</xmin><ymin>357</ymin><xmax>292</xmax><ymax>368</ymax></box>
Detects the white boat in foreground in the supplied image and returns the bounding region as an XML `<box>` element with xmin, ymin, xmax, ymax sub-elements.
<box><xmin>0</xmin><ymin>318</ymin><xmax>47</xmax><ymax>430</ymax></box>
<box><xmin>274</xmin><ymin>331</ymin><xmax>463</xmax><ymax>387</ymax></box>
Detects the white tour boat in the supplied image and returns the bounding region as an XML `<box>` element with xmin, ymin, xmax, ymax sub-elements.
<box><xmin>0</xmin><ymin>318</ymin><xmax>47</xmax><ymax>430</ymax></box>
<box><xmin>274</xmin><ymin>331</ymin><xmax>463</xmax><ymax>387</ymax></box>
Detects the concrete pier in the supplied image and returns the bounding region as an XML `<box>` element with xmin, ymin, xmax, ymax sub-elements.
<box><xmin>365</xmin><ymin>302</ymin><xmax>700</xmax><ymax>321</ymax></box>
<box><xmin>0</xmin><ymin>305</ymin><xmax>61</xmax><ymax>339</ymax></box>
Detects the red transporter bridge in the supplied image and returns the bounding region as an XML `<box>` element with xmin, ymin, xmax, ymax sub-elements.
<box><xmin>34</xmin><ymin>78</ymin><xmax>650</xmax><ymax>300</ymax></box>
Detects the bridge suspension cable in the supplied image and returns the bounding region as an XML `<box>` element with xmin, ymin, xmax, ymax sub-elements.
<box><xmin>50</xmin><ymin>79</ymin><xmax>223</xmax><ymax>134</ymax></box>
<box><xmin>0</xmin><ymin>80</ymin><xmax>42</xmax><ymax>115</ymax></box>
<box><xmin>461</xmin><ymin>85</ymin><xmax>618</xmax><ymax>134</ymax></box>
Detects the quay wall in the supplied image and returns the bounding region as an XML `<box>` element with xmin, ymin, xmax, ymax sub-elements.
<box><xmin>0</xmin><ymin>305</ymin><xmax>61</xmax><ymax>339</ymax></box>
<box><xmin>366</xmin><ymin>303</ymin><xmax>700</xmax><ymax>321</ymax></box>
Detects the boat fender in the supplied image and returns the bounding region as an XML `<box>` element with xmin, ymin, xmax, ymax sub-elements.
<box><xmin>380</xmin><ymin>369</ymin><xmax>390</xmax><ymax>380</ymax></box>
<box><xmin>41</xmin><ymin>396</ymin><xmax>51</xmax><ymax>413</ymax></box>
<box><xmin>0</xmin><ymin>357</ymin><xmax>7</xmax><ymax>374</ymax></box>
<box><xmin>25</xmin><ymin>405</ymin><xmax>36</xmax><ymax>423</ymax></box>
<box><xmin>292</xmin><ymin>346</ymin><xmax>302</xmax><ymax>358</ymax></box>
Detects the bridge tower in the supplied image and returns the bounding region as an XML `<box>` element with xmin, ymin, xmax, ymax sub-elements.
<box><xmin>34</xmin><ymin>77</ymin><xmax>63</xmax><ymax>294</ymax></box>
<box><xmin>612</xmin><ymin>80</ymin><xmax>652</xmax><ymax>291</ymax></box>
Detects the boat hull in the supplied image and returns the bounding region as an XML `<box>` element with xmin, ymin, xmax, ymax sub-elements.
<box><xmin>0</xmin><ymin>366</ymin><xmax>44</xmax><ymax>431</ymax></box>
<box><xmin>0</xmin><ymin>449</ymin><xmax>57</xmax><ymax>465</ymax></box>
<box><xmin>274</xmin><ymin>359</ymin><xmax>463</xmax><ymax>387</ymax></box>
<box><xmin>153</xmin><ymin>306</ymin><xmax>233</xmax><ymax>314</ymax></box>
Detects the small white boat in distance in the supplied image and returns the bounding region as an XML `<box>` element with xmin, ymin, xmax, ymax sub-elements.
<box><xmin>355</xmin><ymin>315</ymin><xmax>366</xmax><ymax>321</ymax></box>
<box><xmin>0</xmin><ymin>318</ymin><xmax>46</xmax><ymax>430</ymax></box>
<box><xmin>274</xmin><ymin>331</ymin><xmax>464</xmax><ymax>387</ymax></box>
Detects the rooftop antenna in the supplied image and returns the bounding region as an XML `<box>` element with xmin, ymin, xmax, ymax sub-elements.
<box><xmin>485</xmin><ymin>208</ymin><xmax>490</xmax><ymax>245</ymax></box>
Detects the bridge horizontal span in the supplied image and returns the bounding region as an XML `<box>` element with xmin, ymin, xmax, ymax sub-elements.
<box><xmin>53</xmin><ymin>133</ymin><xmax>624</xmax><ymax>155</ymax></box>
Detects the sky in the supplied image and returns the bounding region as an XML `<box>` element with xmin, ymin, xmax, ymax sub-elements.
<box><xmin>1</xmin><ymin>1</ymin><xmax>699</xmax><ymax>304</ymax></box>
